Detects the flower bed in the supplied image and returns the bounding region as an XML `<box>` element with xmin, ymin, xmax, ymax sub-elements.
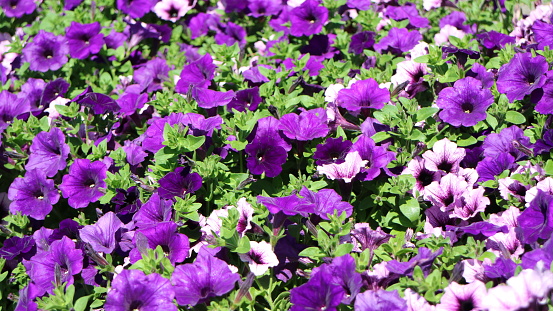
<box><xmin>0</xmin><ymin>0</ymin><xmax>553</xmax><ymax>310</ymax></box>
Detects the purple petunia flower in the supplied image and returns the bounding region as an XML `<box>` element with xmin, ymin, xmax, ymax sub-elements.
<box><xmin>41</xmin><ymin>78</ymin><xmax>70</xmax><ymax>107</ymax></box>
<box><xmin>133</xmin><ymin>192</ymin><xmax>173</xmax><ymax>228</ymax></box>
<box><xmin>317</xmin><ymin>151</ymin><xmax>367</xmax><ymax>183</ymax></box>
<box><xmin>133</xmin><ymin>58</ymin><xmax>170</xmax><ymax>93</ymax></box>
<box><xmin>175</xmin><ymin>53</ymin><xmax>216</xmax><ymax>95</ymax></box>
<box><xmin>290</xmin><ymin>264</ymin><xmax>345</xmax><ymax>311</ymax></box>
<box><xmin>8</xmin><ymin>169</ymin><xmax>60</xmax><ymax>220</ymax></box>
<box><xmin>436</xmin><ymin>77</ymin><xmax>494</xmax><ymax>127</ymax></box>
<box><xmin>349</xmin><ymin>31</ymin><xmax>376</xmax><ymax>54</ymax></box>
<box><xmin>158</xmin><ymin>166</ymin><xmax>202</xmax><ymax>199</ymax></box>
<box><xmin>104</xmin><ymin>269</ymin><xmax>176</xmax><ymax>311</ymax></box>
<box><xmin>116</xmin><ymin>0</ymin><xmax>156</xmax><ymax>19</ymax></box>
<box><xmin>336</xmin><ymin>78</ymin><xmax>390</xmax><ymax>114</ymax></box>
<box><xmin>402</xmin><ymin>157</ymin><xmax>442</xmax><ymax>195</ymax></box>
<box><xmin>475</xmin><ymin>153</ymin><xmax>515</xmax><ymax>182</ymax></box>
<box><xmin>0</xmin><ymin>0</ymin><xmax>36</xmax><ymax>18</ymax></box>
<box><xmin>77</xmin><ymin>92</ymin><xmax>120</xmax><ymax>115</ymax></box>
<box><xmin>374</xmin><ymin>27</ymin><xmax>422</xmax><ymax>55</ymax></box>
<box><xmin>130</xmin><ymin>222</ymin><xmax>190</xmax><ymax>264</ymax></box>
<box><xmin>496</xmin><ymin>53</ymin><xmax>548</xmax><ymax>102</ymax></box>
<box><xmin>385</xmin><ymin>3</ymin><xmax>430</xmax><ymax>28</ymax></box>
<box><xmin>214</xmin><ymin>22</ymin><xmax>247</xmax><ymax>48</ymax></box>
<box><xmin>279</xmin><ymin>108</ymin><xmax>329</xmax><ymax>141</ymax></box>
<box><xmin>122</xmin><ymin>140</ymin><xmax>147</xmax><ymax>166</ymax></box>
<box><xmin>65</xmin><ymin>22</ymin><xmax>104</xmax><ymax>59</ymax></box>
<box><xmin>477</xmin><ymin>31</ymin><xmax>515</xmax><ymax>50</ymax></box>
<box><xmin>313</xmin><ymin>137</ymin><xmax>352</xmax><ymax>166</ymax></box>
<box><xmin>0</xmin><ymin>235</ymin><xmax>35</xmax><ymax>262</ymax></box>
<box><xmin>466</xmin><ymin>63</ymin><xmax>494</xmax><ymax>89</ymax></box>
<box><xmin>257</xmin><ymin>193</ymin><xmax>315</xmax><ymax>216</ymax></box>
<box><xmin>79</xmin><ymin>212</ymin><xmax>123</xmax><ymax>254</ymax></box>
<box><xmin>289</xmin><ymin>0</ymin><xmax>328</xmax><ymax>37</ymax></box>
<box><xmin>25</xmin><ymin>127</ymin><xmax>70</xmax><ymax>177</ymax></box>
<box><xmin>192</xmin><ymin>88</ymin><xmax>235</xmax><ymax>109</ymax></box>
<box><xmin>248</xmin><ymin>0</ymin><xmax>282</xmax><ymax>17</ymax></box>
<box><xmin>172</xmin><ymin>246</ymin><xmax>239</xmax><ymax>306</ymax></box>
<box><xmin>227</xmin><ymin>87</ymin><xmax>261</xmax><ymax>112</ymax></box>
<box><xmin>350</xmin><ymin>223</ymin><xmax>394</xmax><ymax>253</ymax></box>
<box><xmin>26</xmin><ymin>236</ymin><xmax>83</xmax><ymax>294</ymax></box>
<box><xmin>535</xmin><ymin>73</ymin><xmax>553</xmax><ymax>114</ymax></box>
<box><xmin>299</xmin><ymin>186</ymin><xmax>353</xmax><ymax>219</ymax></box>
<box><xmin>517</xmin><ymin>190</ymin><xmax>553</xmax><ymax>244</ymax></box>
<box><xmin>482</xmin><ymin>125</ymin><xmax>533</xmax><ymax>161</ymax></box>
<box><xmin>22</xmin><ymin>30</ymin><xmax>69</xmax><ymax>72</ymax></box>
<box><xmin>532</xmin><ymin>20</ymin><xmax>553</xmax><ymax>50</ymax></box>
<box><xmin>59</xmin><ymin>159</ymin><xmax>107</xmax><ymax>209</ymax></box>
<box><xmin>350</xmin><ymin>136</ymin><xmax>395</xmax><ymax>181</ymax></box>
<box><xmin>245</xmin><ymin>117</ymin><xmax>290</xmax><ymax>178</ymax></box>
<box><xmin>355</xmin><ymin>289</ymin><xmax>407</xmax><ymax>311</ymax></box>
<box><xmin>387</xmin><ymin>247</ymin><xmax>443</xmax><ymax>278</ymax></box>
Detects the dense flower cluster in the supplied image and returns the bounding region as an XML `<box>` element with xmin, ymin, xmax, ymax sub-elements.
<box><xmin>0</xmin><ymin>0</ymin><xmax>553</xmax><ymax>310</ymax></box>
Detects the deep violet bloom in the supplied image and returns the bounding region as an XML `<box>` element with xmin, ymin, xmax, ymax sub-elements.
<box><xmin>122</xmin><ymin>140</ymin><xmax>147</xmax><ymax>166</ymax></box>
<box><xmin>0</xmin><ymin>90</ymin><xmax>30</xmax><ymax>129</ymax></box>
<box><xmin>535</xmin><ymin>74</ymin><xmax>553</xmax><ymax>114</ymax></box>
<box><xmin>14</xmin><ymin>283</ymin><xmax>39</xmax><ymax>311</ymax></box>
<box><xmin>130</xmin><ymin>222</ymin><xmax>190</xmax><ymax>264</ymax></box>
<box><xmin>158</xmin><ymin>167</ymin><xmax>202</xmax><ymax>199</ymax></box>
<box><xmin>248</xmin><ymin>0</ymin><xmax>282</xmax><ymax>17</ymax></box>
<box><xmin>482</xmin><ymin>125</ymin><xmax>533</xmax><ymax>161</ymax></box>
<box><xmin>521</xmin><ymin>236</ymin><xmax>553</xmax><ymax>269</ymax></box>
<box><xmin>8</xmin><ymin>169</ymin><xmax>60</xmax><ymax>220</ymax></box>
<box><xmin>350</xmin><ymin>136</ymin><xmax>395</xmax><ymax>181</ymax></box>
<box><xmin>133</xmin><ymin>58</ymin><xmax>170</xmax><ymax>93</ymax></box>
<box><xmin>534</xmin><ymin>129</ymin><xmax>553</xmax><ymax>155</ymax></box>
<box><xmin>192</xmin><ymin>88</ymin><xmax>235</xmax><ymax>109</ymax></box>
<box><xmin>133</xmin><ymin>192</ymin><xmax>173</xmax><ymax>228</ymax></box>
<box><xmin>0</xmin><ymin>235</ymin><xmax>35</xmax><ymax>261</ymax></box>
<box><xmin>257</xmin><ymin>193</ymin><xmax>315</xmax><ymax>216</ymax></box>
<box><xmin>496</xmin><ymin>53</ymin><xmax>548</xmax><ymax>102</ymax></box>
<box><xmin>214</xmin><ymin>22</ymin><xmax>247</xmax><ymax>48</ymax></box>
<box><xmin>290</xmin><ymin>264</ymin><xmax>345</xmax><ymax>311</ymax></box>
<box><xmin>175</xmin><ymin>53</ymin><xmax>216</xmax><ymax>94</ymax></box>
<box><xmin>374</xmin><ymin>28</ymin><xmax>422</xmax><ymax>55</ymax></box>
<box><xmin>79</xmin><ymin>212</ymin><xmax>123</xmax><ymax>254</ymax></box>
<box><xmin>436</xmin><ymin>77</ymin><xmax>494</xmax><ymax>127</ymax></box>
<box><xmin>477</xmin><ymin>31</ymin><xmax>515</xmax><ymax>50</ymax></box>
<box><xmin>299</xmin><ymin>186</ymin><xmax>353</xmax><ymax>219</ymax></box>
<box><xmin>532</xmin><ymin>21</ymin><xmax>553</xmax><ymax>50</ymax></box>
<box><xmin>289</xmin><ymin>0</ymin><xmax>328</xmax><ymax>37</ymax></box>
<box><xmin>307</xmin><ymin>254</ymin><xmax>362</xmax><ymax>304</ymax></box>
<box><xmin>59</xmin><ymin>159</ymin><xmax>107</xmax><ymax>209</ymax></box>
<box><xmin>517</xmin><ymin>190</ymin><xmax>553</xmax><ymax>244</ymax></box>
<box><xmin>385</xmin><ymin>3</ymin><xmax>430</xmax><ymax>28</ymax></box>
<box><xmin>279</xmin><ymin>108</ymin><xmax>329</xmax><ymax>141</ymax></box>
<box><xmin>349</xmin><ymin>31</ymin><xmax>376</xmax><ymax>54</ymax></box>
<box><xmin>436</xmin><ymin>281</ymin><xmax>486</xmax><ymax>311</ymax></box>
<box><xmin>118</xmin><ymin>91</ymin><xmax>148</xmax><ymax>116</ymax></box>
<box><xmin>116</xmin><ymin>0</ymin><xmax>156</xmax><ymax>19</ymax></box>
<box><xmin>172</xmin><ymin>246</ymin><xmax>239</xmax><ymax>306</ymax></box>
<box><xmin>104</xmin><ymin>269</ymin><xmax>176</xmax><ymax>311</ymax></box>
<box><xmin>26</xmin><ymin>236</ymin><xmax>83</xmax><ymax>294</ymax></box>
<box><xmin>25</xmin><ymin>127</ymin><xmax>70</xmax><ymax>177</ymax></box>
<box><xmin>475</xmin><ymin>153</ymin><xmax>515</xmax><ymax>182</ymax></box>
<box><xmin>77</xmin><ymin>92</ymin><xmax>119</xmax><ymax>115</ymax></box>
<box><xmin>336</xmin><ymin>78</ymin><xmax>390</xmax><ymax>114</ymax></box>
<box><xmin>354</xmin><ymin>289</ymin><xmax>407</xmax><ymax>311</ymax></box>
<box><xmin>41</xmin><ymin>78</ymin><xmax>70</xmax><ymax>107</ymax></box>
<box><xmin>227</xmin><ymin>87</ymin><xmax>261</xmax><ymax>112</ymax></box>
<box><xmin>188</xmin><ymin>13</ymin><xmax>220</xmax><ymax>40</ymax></box>
<box><xmin>351</xmin><ymin>223</ymin><xmax>394</xmax><ymax>252</ymax></box>
<box><xmin>22</xmin><ymin>30</ymin><xmax>69</xmax><ymax>72</ymax></box>
<box><xmin>65</xmin><ymin>22</ymin><xmax>104</xmax><ymax>59</ymax></box>
<box><xmin>314</xmin><ymin>137</ymin><xmax>352</xmax><ymax>166</ymax></box>
<box><xmin>387</xmin><ymin>247</ymin><xmax>443</xmax><ymax>278</ymax></box>
<box><xmin>466</xmin><ymin>63</ymin><xmax>494</xmax><ymax>89</ymax></box>
<box><xmin>18</xmin><ymin>78</ymin><xmax>45</xmax><ymax>112</ymax></box>
<box><xmin>0</xmin><ymin>0</ymin><xmax>36</xmax><ymax>17</ymax></box>
<box><xmin>246</xmin><ymin>117</ymin><xmax>290</xmax><ymax>178</ymax></box>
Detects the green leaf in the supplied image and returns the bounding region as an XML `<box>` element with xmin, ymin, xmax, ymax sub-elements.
<box><xmin>235</xmin><ymin>236</ymin><xmax>251</xmax><ymax>254</ymax></box>
<box><xmin>298</xmin><ymin>247</ymin><xmax>325</xmax><ymax>258</ymax></box>
<box><xmin>486</xmin><ymin>114</ymin><xmax>498</xmax><ymax>129</ymax></box>
<box><xmin>399</xmin><ymin>198</ymin><xmax>420</xmax><ymax>223</ymax></box>
<box><xmin>73</xmin><ymin>295</ymin><xmax>91</xmax><ymax>311</ymax></box>
<box><xmin>505</xmin><ymin>111</ymin><xmax>526</xmax><ymax>124</ymax></box>
<box><xmin>545</xmin><ymin>160</ymin><xmax>553</xmax><ymax>176</ymax></box>
<box><xmin>413</xmin><ymin>55</ymin><xmax>429</xmax><ymax>63</ymax></box>
<box><xmin>415</xmin><ymin>107</ymin><xmax>439</xmax><ymax>122</ymax></box>
<box><xmin>457</xmin><ymin>135</ymin><xmax>477</xmax><ymax>147</ymax></box>
<box><xmin>371</xmin><ymin>131</ymin><xmax>391</xmax><ymax>143</ymax></box>
<box><xmin>334</xmin><ymin>243</ymin><xmax>353</xmax><ymax>257</ymax></box>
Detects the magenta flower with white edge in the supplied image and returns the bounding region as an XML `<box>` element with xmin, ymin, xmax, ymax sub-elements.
<box><xmin>235</xmin><ymin>197</ymin><xmax>254</xmax><ymax>237</ymax></box>
<box><xmin>422</xmin><ymin>138</ymin><xmax>466</xmax><ymax>175</ymax></box>
<box><xmin>239</xmin><ymin>241</ymin><xmax>279</xmax><ymax>276</ymax></box>
<box><xmin>317</xmin><ymin>151</ymin><xmax>367</xmax><ymax>183</ymax></box>
<box><xmin>153</xmin><ymin>0</ymin><xmax>196</xmax><ymax>22</ymax></box>
<box><xmin>436</xmin><ymin>281</ymin><xmax>486</xmax><ymax>311</ymax></box>
<box><xmin>424</xmin><ymin>173</ymin><xmax>469</xmax><ymax>212</ymax></box>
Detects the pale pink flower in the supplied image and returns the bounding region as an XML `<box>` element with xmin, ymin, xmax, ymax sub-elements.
<box><xmin>424</xmin><ymin>173</ymin><xmax>469</xmax><ymax>212</ymax></box>
<box><xmin>422</xmin><ymin>138</ymin><xmax>466</xmax><ymax>175</ymax></box>
<box><xmin>317</xmin><ymin>151</ymin><xmax>367</xmax><ymax>183</ymax></box>
<box><xmin>153</xmin><ymin>0</ymin><xmax>196</xmax><ymax>22</ymax></box>
<box><xmin>462</xmin><ymin>258</ymin><xmax>492</xmax><ymax>283</ymax></box>
<box><xmin>450</xmin><ymin>186</ymin><xmax>489</xmax><ymax>220</ymax></box>
<box><xmin>405</xmin><ymin>288</ymin><xmax>435</xmax><ymax>311</ymax></box>
<box><xmin>434</xmin><ymin>25</ymin><xmax>466</xmax><ymax>45</ymax></box>
<box><xmin>423</xmin><ymin>0</ymin><xmax>442</xmax><ymax>10</ymax></box>
<box><xmin>436</xmin><ymin>281</ymin><xmax>486</xmax><ymax>311</ymax></box>
<box><xmin>525</xmin><ymin>177</ymin><xmax>553</xmax><ymax>206</ymax></box>
<box><xmin>239</xmin><ymin>241</ymin><xmax>279</xmax><ymax>276</ymax></box>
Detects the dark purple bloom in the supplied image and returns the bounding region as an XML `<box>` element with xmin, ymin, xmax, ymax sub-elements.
<box><xmin>282</xmin><ymin>55</ymin><xmax>324</xmax><ymax>76</ymax></box>
<box><xmin>130</xmin><ymin>222</ymin><xmax>189</xmax><ymax>264</ymax></box>
<box><xmin>439</xmin><ymin>11</ymin><xmax>472</xmax><ymax>33</ymax></box>
<box><xmin>517</xmin><ymin>190</ymin><xmax>553</xmax><ymax>244</ymax></box>
<box><xmin>8</xmin><ymin>169</ymin><xmax>60</xmax><ymax>220</ymax></box>
<box><xmin>387</xmin><ymin>247</ymin><xmax>443</xmax><ymax>277</ymax></box>
<box><xmin>214</xmin><ymin>22</ymin><xmax>247</xmax><ymax>48</ymax></box>
<box><xmin>158</xmin><ymin>167</ymin><xmax>202</xmax><ymax>200</ymax></box>
<box><xmin>350</xmin><ymin>136</ymin><xmax>395</xmax><ymax>181</ymax></box>
<box><xmin>374</xmin><ymin>27</ymin><xmax>422</xmax><ymax>55</ymax></box>
<box><xmin>79</xmin><ymin>212</ymin><xmax>123</xmax><ymax>254</ymax></box>
<box><xmin>220</xmin><ymin>0</ymin><xmax>247</xmax><ymax>13</ymax></box>
<box><xmin>172</xmin><ymin>246</ymin><xmax>239</xmax><ymax>306</ymax></box>
<box><xmin>188</xmin><ymin>13</ymin><xmax>220</xmax><ymax>40</ymax></box>
<box><xmin>227</xmin><ymin>87</ymin><xmax>261</xmax><ymax>112</ymax></box>
<box><xmin>133</xmin><ymin>58</ymin><xmax>169</xmax><ymax>93</ymax></box>
<box><xmin>299</xmin><ymin>34</ymin><xmax>338</xmax><ymax>60</ymax></box>
<box><xmin>475</xmin><ymin>153</ymin><xmax>515</xmax><ymax>182</ymax></box>
<box><xmin>279</xmin><ymin>108</ymin><xmax>329</xmax><ymax>141</ymax></box>
<box><xmin>289</xmin><ymin>0</ymin><xmax>328</xmax><ymax>37</ymax></box>
<box><xmin>350</xmin><ymin>224</ymin><xmax>394</xmax><ymax>252</ymax></box>
<box><xmin>436</xmin><ymin>77</ymin><xmax>494</xmax><ymax>127</ymax></box>
<box><xmin>14</xmin><ymin>283</ymin><xmax>39</xmax><ymax>311</ymax></box>
<box><xmin>175</xmin><ymin>53</ymin><xmax>216</xmax><ymax>95</ymax></box>
<box><xmin>133</xmin><ymin>192</ymin><xmax>173</xmax><ymax>228</ymax></box>
<box><xmin>299</xmin><ymin>186</ymin><xmax>353</xmax><ymax>219</ymax></box>
<box><xmin>354</xmin><ymin>289</ymin><xmax>407</xmax><ymax>311</ymax></box>
<box><xmin>497</xmin><ymin>53</ymin><xmax>548</xmax><ymax>102</ymax></box>
<box><xmin>458</xmin><ymin>222</ymin><xmax>508</xmax><ymax>237</ymax></box>
<box><xmin>104</xmin><ymin>269</ymin><xmax>176</xmax><ymax>311</ymax></box>
<box><xmin>192</xmin><ymin>88</ymin><xmax>235</xmax><ymax>109</ymax></box>
<box><xmin>22</xmin><ymin>30</ymin><xmax>68</xmax><ymax>72</ymax></box>
<box><xmin>41</xmin><ymin>78</ymin><xmax>70</xmax><ymax>107</ymax></box>
<box><xmin>521</xmin><ymin>236</ymin><xmax>553</xmax><ymax>269</ymax></box>
<box><xmin>534</xmin><ymin>129</ymin><xmax>553</xmax><ymax>154</ymax></box>
<box><xmin>77</xmin><ymin>92</ymin><xmax>119</xmax><ymax>114</ymax></box>
<box><xmin>385</xmin><ymin>3</ymin><xmax>429</xmax><ymax>28</ymax></box>
<box><xmin>532</xmin><ymin>21</ymin><xmax>553</xmax><ymax>50</ymax></box>
<box><xmin>336</xmin><ymin>78</ymin><xmax>390</xmax><ymax>114</ymax></box>
<box><xmin>0</xmin><ymin>235</ymin><xmax>35</xmax><ymax>261</ymax></box>
<box><xmin>65</xmin><ymin>22</ymin><xmax>104</xmax><ymax>59</ymax></box>
<box><xmin>311</xmin><ymin>254</ymin><xmax>363</xmax><ymax>304</ymax></box>
<box><xmin>290</xmin><ymin>264</ymin><xmax>345</xmax><ymax>311</ymax></box>
<box><xmin>117</xmin><ymin>91</ymin><xmax>148</xmax><ymax>116</ymax></box>
<box><xmin>257</xmin><ymin>193</ymin><xmax>315</xmax><ymax>216</ymax></box>
<box><xmin>122</xmin><ymin>140</ymin><xmax>147</xmax><ymax>166</ymax></box>
<box><xmin>18</xmin><ymin>78</ymin><xmax>45</xmax><ymax>112</ymax></box>
<box><xmin>477</xmin><ymin>31</ymin><xmax>515</xmax><ymax>49</ymax></box>
<box><xmin>26</xmin><ymin>236</ymin><xmax>83</xmax><ymax>294</ymax></box>
<box><xmin>349</xmin><ymin>31</ymin><xmax>376</xmax><ymax>54</ymax></box>
<box><xmin>347</xmin><ymin>0</ymin><xmax>370</xmax><ymax>10</ymax></box>
<box><xmin>60</xmin><ymin>159</ymin><xmax>108</xmax><ymax>209</ymax></box>
<box><xmin>116</xmin><ymin>0</ymin><xmax>156</xmax><ymax>19</ymax></box>
<box><xmin>482</xmin><ymin>125</ymin><xmax>533</xmax><ymax>161</ymax></box>
<box><xmin>485</xmin><ymin>257</ymin><xmax>517</xmax><ymax>281</ymax></box>
<box><xmin>535</xmin><ymin>74</ymin><xmax>553</xmax><ymax>114</ymax></box>
<box><xmin>25</xmin><ymin>127</ymin><xmax>70</xmax><ymax>177</ymax></box>
<box><xmin>313</xmin><ymin>137</ymin><xmax>352</xmax><ymax>166</ymax></box>
<box><xmin>0</xmin><ymin>0</ymin><xmax>36</xmax><ymax>17</ymax></box>
<box><xmin>466</xmin><ymin>63</ymin><xmax>494</xmax><ymax>89</ymax></box>
<box><xmin>245</xmin><ymin>117</ymin><xmax>290</xmax><ymax>178</ymax></box>
<box><xmin>248</xmin><ymin>0</ymin><xmax>282</xmax><ymax>17</ymax></box>
<box><xmin>64</xmin><ymin>0</ymin><xmax>83</xmax><ymax>10</ymax></box>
